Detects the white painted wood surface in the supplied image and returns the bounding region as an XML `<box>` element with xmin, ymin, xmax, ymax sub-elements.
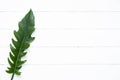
<box><xmin>0</xmin><ymin>0</ymin><xmax>120</xmax><ymax>79</ymax></box>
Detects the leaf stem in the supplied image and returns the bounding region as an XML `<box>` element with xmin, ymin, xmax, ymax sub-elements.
<box><xmin>11</xmin><ymin>73</ymin><xmax>15</xmax><ymax>80</ymax></box>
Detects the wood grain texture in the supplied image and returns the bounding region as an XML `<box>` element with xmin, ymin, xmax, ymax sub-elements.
<box><xmin>0</xmin><ymin>0</ymin><xmax>120</xmax><ymax>79</ymax></box>
<box><xmin>1</xmin><ymin>65</ymin><xmax>120</xmax><ymax>80</ymax></box>
<box><xmin>0</xmin><ymin>0</ymin><xmax>120</xmax><ymax>11</ymax></box>
<box><xmin>0</xmin><ymin>29</ymin><xmax>120</xmax><ymax>64</ymax></box>
<box><xmin>0</xmin><ymin>12</ymin><xmax>120</xmax><ymax>28</ymax></box>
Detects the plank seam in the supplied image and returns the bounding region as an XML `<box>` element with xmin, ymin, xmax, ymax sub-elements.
<box><xmin>1</xmin><ymin>28</ymin><xmax>120</xmax><ymax>30</ymax></box>
<box><xmin>1</xmin><ymin>64</ymin><xmax>120</xmax><ymax>66</ymax></box>
<box><xmin>1</xmin><ymin>10</ymin><xmax>120</xmax><ymax>13</ymax></box>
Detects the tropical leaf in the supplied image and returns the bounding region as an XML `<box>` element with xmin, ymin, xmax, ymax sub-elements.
<box><xmin>6</xmin><ymin>9</ymin><xmax>35</xmax><ymax>80</ymax></box>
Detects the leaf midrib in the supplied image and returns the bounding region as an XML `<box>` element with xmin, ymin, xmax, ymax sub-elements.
<box><xmin>11</xmin><ymin>33</ymin><xmax>26</xmax><ymax>80</ymax></box>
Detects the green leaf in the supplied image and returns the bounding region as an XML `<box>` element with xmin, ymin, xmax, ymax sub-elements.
<box><xmin>6</xmin><ymin>9</ymin><xmax>35</xmax><ymax>80</ymax></box>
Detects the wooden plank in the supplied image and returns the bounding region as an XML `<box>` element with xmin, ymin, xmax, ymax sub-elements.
<box><xmin>0</xmin><ymin>12</ymin><xmax>120</xmax><ymax>28</ymax></box>
<box><xmin>1</xmin><ymin>47</ymin><xmax>120</xmax><ymax>64</ymax></box>
<box><xmin>1</xmin><ymin>65</ymin><xmax>120</xmax><ymax>80</ymax></box>
<box><xmin>0</xmin><ymin>29</ymin><xmax>120</xmax><ymax>47</ymax></box>
<box><xmin>0</xmin><ymin>0</ymin><xmax>120</xmax><ymax>11</ymax></box>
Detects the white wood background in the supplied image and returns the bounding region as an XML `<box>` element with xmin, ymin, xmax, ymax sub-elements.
<box><xmin>0</xmin><ymin>0</ymin><xmax>120</xmax><ymax>80</ymax></box>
